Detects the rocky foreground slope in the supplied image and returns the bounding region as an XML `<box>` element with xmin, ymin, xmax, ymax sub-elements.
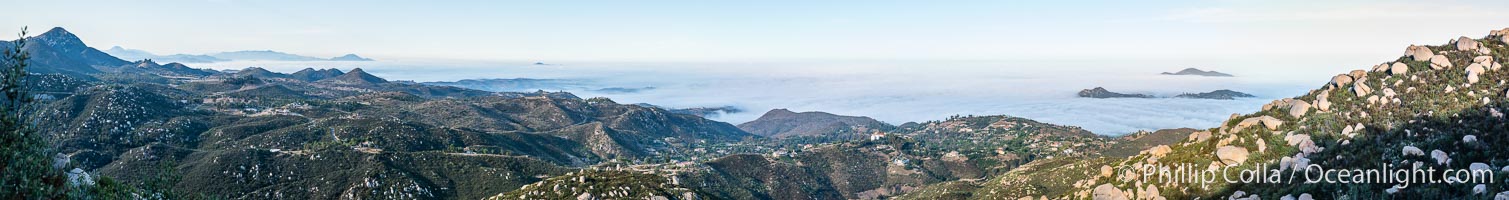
<box><xmin>503</xmin><ymin>27</ymin><xmax>1509</xmax><ymax>200</ymax></box>
<box><xmin>896</xmin><ymin>28</ymin><xmax>1509</xmax><ymax>200</ymax></box>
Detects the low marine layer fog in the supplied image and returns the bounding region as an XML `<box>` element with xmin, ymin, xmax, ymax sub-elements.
<box><xmin>195</xmin><ymin>57</ymin><xmax>1371</xmax><ymax>135</ymax></box>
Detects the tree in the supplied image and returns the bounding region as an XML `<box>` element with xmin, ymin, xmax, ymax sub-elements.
<box><xmin>0</xmin><ymin>27</ymin><xmax>66</xmax><ymax>199</ymax></box>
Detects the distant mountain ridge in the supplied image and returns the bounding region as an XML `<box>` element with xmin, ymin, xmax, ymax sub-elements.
<box><xmin>105</xmin><ymin>46</ymin><xmax>228</xmax><ymax>63</ymax></box>
<box><xmin>104</xmin><ymin>46</ymin><xmax>373</xmax><ymax>62</ymax></box>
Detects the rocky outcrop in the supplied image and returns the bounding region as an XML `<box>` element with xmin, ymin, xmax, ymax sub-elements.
<box><xmin>1100</xmin><ymin>165</ymin><xmax>1114</xmax><ymax>178</ymax></box>
<box><xmin>1468</xmin><ymin>63</ymin><xmax>1486</xmax><ymax>84</ymax></box>
<box><xmin>1215</xmin><ymin>146</ymin><xmax>1250</xmax><ymax>166</ymax></box>
<box><xmin>1430</xmin><ymin>55</ymin><xmax>1454</xmax><ymax>70</ymax></box>
<box><xmin>1495</xmin><ymin>28</ymin><xmax>1509</xmax><ymax>45</ymax></box>
<box><xmin>1457</xmin><ymin>36</ymin><xmax>1482</xmax><ymax>52</ymax></box>
<box><xmin>1233</xmin><ymin>116</ymin><xmax>1282</xmax><ymax>133</ymax></box>
<box><xmin>1143</xmin><ymin>145</ymin><xmax>1172</xmax><ymax>158</ymax></box>
<box><xmin>1432</xmin><ymin>150</ymin><xmax>1451</xmax><ymax>165</ymax></box>
<box><xmin>1406</xmin><ymin>45</ymin><xmax>1434</xmax><ymax>61</ymax></box>
<box><xmin>1330</xmin><ymin>74</ymin><xmax>1354</xmax><ymax>88</ymax></box>
<box><xmin>1092</xmin><ymin>184</ymin><xmax>1129</xmax><ymax>200</ymax></box>
<box><xmin>1285</xmin><ymin>134</ymin><xmax>1319</xmax><ymax>154</ymax></box>
<box><xmin>1390</xmin><ymin>62</ymin><xmax>1410</xmax><ymax>76</ymax></box>
<box><xmin>1188</xmin><ymin>131</ymin><xmax>1212</xmax><ymax>143</ymax></box>
<box><xmin>1466</xmin><ymin>55</ymin><xmax>1499</xmax><ymax>84</ymax></box>
<box><xmin>1315</xmin><ymin>91</ymin><xmax>1332</xmax><ymax>112</ymax></box>
<box><xmin>1353</xmin><ymin>78</ymin><xmax>1374</xmax><ymax>96</ymax></box>
<box><xmin>1288</xmin><ymin>100</ymin><xmax>1312</xmax><ymax>118</ymax></box>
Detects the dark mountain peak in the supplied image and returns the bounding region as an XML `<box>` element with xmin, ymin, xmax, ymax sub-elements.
<box><xmin>38</xmin><ymin>27</ymin><xmax>77</xmax><ymax>39</ymax></box>
<box><xmin>33</xmin><ymin>27</ymin><xmax>87</xmax><ymax>48</ymax></box>
<box><xmin>8</xmin><ymin>27</ymin><xmax>124</xmax><ymax>76</ymax></box>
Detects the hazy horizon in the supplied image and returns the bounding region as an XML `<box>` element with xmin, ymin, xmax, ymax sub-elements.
<box><xmin>185</xmin><ymin>58</ymin><xmax>1333</xmax><ymax>135</ymax></box>
<box><xmin>8</xmin><ymin>0</ymin><xmax>1509</xmax><ymax>62</ymax></box>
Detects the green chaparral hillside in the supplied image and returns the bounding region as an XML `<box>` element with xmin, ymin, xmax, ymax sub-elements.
<box><xmin>9</xmin><ymin>27</ymin><xmax>762</xmax><ymax>199</ymax></box>
<box><xmin>500</xmin><ymin>114</ymin><xmax>1158</xmax><ymax>199</ymax></box>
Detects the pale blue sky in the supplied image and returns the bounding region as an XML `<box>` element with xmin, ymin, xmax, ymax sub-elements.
<box><xmin>7</xmin><ymin>0</ymin><xmax>1509</xmax><ymax>61</ymax></box>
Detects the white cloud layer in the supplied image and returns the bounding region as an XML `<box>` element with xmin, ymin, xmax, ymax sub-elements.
<box><xmin>195</xmin><ymin>58</ymin><xmax>1332</xmax><ymax>135</ymax></box>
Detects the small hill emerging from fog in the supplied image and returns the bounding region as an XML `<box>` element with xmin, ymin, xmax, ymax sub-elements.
<box><xmin>1174</xmin><ymin>89</ymin><xmax>1256</xmax><ymax>100</ymax></box>
<box><xmin>1079</xmin><ymin>87</ymin><xmax>1255</xmax><ymax>100</ymax></box>
<box><xmin>1077</xmin><ymin>87</ymin><xmax>1152</xmax><ymax>98</ymax></box>
<box><xmin>737</xmin><ymin>109</ymin><xmax>893</xmax><ymax>138</ymax></box>
<box><xmin>1160</xmin><ymin>68</ymin><xmax>1233</xmax><ymax>77</ymax></box>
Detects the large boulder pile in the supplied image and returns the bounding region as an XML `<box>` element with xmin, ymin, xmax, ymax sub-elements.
<box><xmin>1288</xmin><ymin>100</ymin><xmax>1312</xmax><ymax>118</ymax></box>
<box><xmin>1466</xmin><ymin>56</ymin><xmax>1500</xmax><ymax>84</ymax></box>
